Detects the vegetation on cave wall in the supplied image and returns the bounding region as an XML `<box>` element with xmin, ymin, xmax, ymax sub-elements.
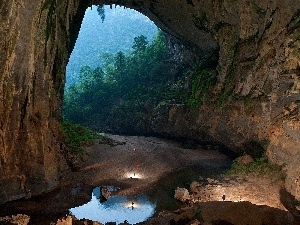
<box><xmin>187</xmin><ymin>68</ymin><xmax>217</xmax><ymax>108</ymax></box>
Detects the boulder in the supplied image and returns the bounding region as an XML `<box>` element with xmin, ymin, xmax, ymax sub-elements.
<box><xmin>190</xmin><ymin>181</ymin><xmax>201</xmax><ymax>193</ymax></box>
<box><xmin>101</xmin><ymin>186</ymin><xmax>111</xmax><ymax>201</ymax></box>
<box><xmin>174</xmin><ymin>187</ymin><xmax>191</xmax><ymax>202</ymax></box>
<box><xmin>0</xmin><ymin>214</ymin><xmax>30</xmax><ymax>225</ymax></box>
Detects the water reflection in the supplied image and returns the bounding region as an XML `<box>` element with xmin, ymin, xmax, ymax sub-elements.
<box><xmin>69</xmin><ymin>186</ymin><xmax>156</xmax><ymax>224</ymax></box>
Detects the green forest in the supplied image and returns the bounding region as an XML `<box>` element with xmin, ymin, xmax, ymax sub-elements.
<box><xmin>63</xmin><ymin>31</ymin><xmax>187</xmax><ymax>134</ymax></box>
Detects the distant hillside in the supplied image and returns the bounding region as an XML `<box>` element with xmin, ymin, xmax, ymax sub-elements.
<box><xmin>66</xmin><ymin>5</ymin><xmax>158</xmax><ymax>86</ymax></box>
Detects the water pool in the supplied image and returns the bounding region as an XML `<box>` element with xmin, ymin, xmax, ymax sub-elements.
<box><xmin>69</xmin><ymin>186</ymin><xmax>156</xmax><ymax>224</ymax></box>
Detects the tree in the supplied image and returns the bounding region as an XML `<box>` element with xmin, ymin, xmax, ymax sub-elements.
<box><xmin>114</xmin><ymin>51</ymin><xmax>127</xmax><ymax>83</ymax></box>
<box><xmin>92</xmin><ymin>67</ymin><xmax>105</xmax><ymax>85</ymax></box>
<box><xmin>132</xmin><ymin>35</ymin><xmax>148</xmax><ymax>53</ymax></box>
<box><xmin>78</xmin><ymin>66</ymin><xmax>93</xmax><ymax>90</ymax></box>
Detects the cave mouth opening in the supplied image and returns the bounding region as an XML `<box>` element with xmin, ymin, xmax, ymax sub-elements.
<box><xmin>63</xmin><ymin>4</ymin><xmax>211</xmax><ymax>136</ymax></box>
<box><xmin>64</xmin><ymin>4</ymin><xmax>161</xmax><ymax>133</ymax></box>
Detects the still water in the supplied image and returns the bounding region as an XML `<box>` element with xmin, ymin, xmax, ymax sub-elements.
<box><xmin>69</xmin><ymin>186</ymin><xmax>156</xmax><ymax>224</ymax></box>
<box><xmin>68</xmin><ymin>165</ymin><xmax>230</xmax><ymax>224</ymax></box>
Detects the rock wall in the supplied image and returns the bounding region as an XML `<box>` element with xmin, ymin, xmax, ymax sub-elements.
<box><xmin>0</xmin><ymin>0</ymin><xmax>300</xmax><ymax>203</ymax></box>
<box><xmin>0</xmin><ymin>0</ymin><xmax>88</xmax><ymax>203</ymax></box>
<box><xmin>148</xmin><ymin>0</ymin><xmax>300</xmax><ymax>200</ymax></box>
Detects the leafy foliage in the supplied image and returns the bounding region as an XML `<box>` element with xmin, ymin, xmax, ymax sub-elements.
<box><xmin>61</xmin><ymin>122</ymin><xmax>100</xmax><ymax>156</ymax></box>
<box><xmin>187</xmin><ymin>68</ymin><xmax>217</xmax><ymax>108</ymax></box>
<box><xmin>224</xmin><ymin>155</ymin><xmax>283</xmax><ymax>178</ymax></box>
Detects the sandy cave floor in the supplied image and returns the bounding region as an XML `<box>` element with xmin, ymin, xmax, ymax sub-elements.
<box><xmin>71</xmin><ymin>135</ymin><xmax>232</xmax><ymax>196</ymax></box>
<box><xmin>72</xmin><ymin>135</ymin><xmax>285</xmax><ymax>209</ymax></box>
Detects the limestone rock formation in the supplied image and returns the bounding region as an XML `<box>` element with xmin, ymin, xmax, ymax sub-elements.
<box><xmin>0</xmin><ymin>214</ymin><xmax>30</xmax><ymax>225</ymax></box>
<box><xmin>174</xmin><ymin>187</ymin><xmax>191</xmax><ymax>202</ymax></box>
<box><xmin>100</xmin><ymin>186</ymin><xmax>111</xmax><ymax>201</ymax></box>
<box><xmin>1</xmin><ymin>0</ymin><xmax>300</xmax><ymax>203</ymax></box>
<box><xmin>55</xmin><ymin>215</ymin><xmax>103</xmax><ymax>225</ymax></box>
<box><xmin>0</xmin><ymin>0</ymin><xmax>89</xmax><ymax>204</ymax></box>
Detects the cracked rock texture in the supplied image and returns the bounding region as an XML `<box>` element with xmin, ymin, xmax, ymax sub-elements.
<box><xmin>1</xmin><ymin>0</ymin><xmax>300</xmax><ymax>203</ymax></box>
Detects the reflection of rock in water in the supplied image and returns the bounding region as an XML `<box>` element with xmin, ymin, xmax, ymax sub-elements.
<box><xmin>93</xmin><ymin>186</ymin><xmax>111</xmax><ymax>203</ymax></box>
<box><xmin>101</xmin><ymin>186</ymin><xmax>111</xmax><ymax>202</ymax></box>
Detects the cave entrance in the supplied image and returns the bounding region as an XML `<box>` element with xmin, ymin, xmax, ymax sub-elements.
<box><xmin>63</xmin><ymin>4</ymin><xmax>194</xmax><ymax>135</ymax></box>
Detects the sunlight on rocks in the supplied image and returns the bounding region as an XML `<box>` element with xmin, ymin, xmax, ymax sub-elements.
<box><xmin>176</xmin><ymin>176</ymin><xmax>285</xmax><ymax>210</ymax></box>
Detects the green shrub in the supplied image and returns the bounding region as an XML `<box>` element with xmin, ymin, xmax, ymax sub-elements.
<box><xmin>61</xmin><ymin>122</ymin><xmax>100</xmax><ymax>156</ymax></box>
<box><xmin>225</xmin><ymin>155</ymin><xmax>283</xmax><ymax>178</ymax></box>
<box><xmin>187</xmin><ymin>69</ymin><xmax>217</xmax><ymax>108</ymax></box>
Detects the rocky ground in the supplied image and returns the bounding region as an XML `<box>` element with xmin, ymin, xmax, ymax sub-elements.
<box><xmin>0</xmin><ymin>135</ymin><xmax>299</xmax><ymax>224</ymax></box>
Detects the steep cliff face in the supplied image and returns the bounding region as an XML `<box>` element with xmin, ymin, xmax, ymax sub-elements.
<box><xmin>0</xmin><ymin>0</ymin><xmax>88</xmax><ymax>203</ymax></box>
<box><xmin>0</xmin><ymin>0</ymin><xmax>300</xmax><ymax>204</ymax></box>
